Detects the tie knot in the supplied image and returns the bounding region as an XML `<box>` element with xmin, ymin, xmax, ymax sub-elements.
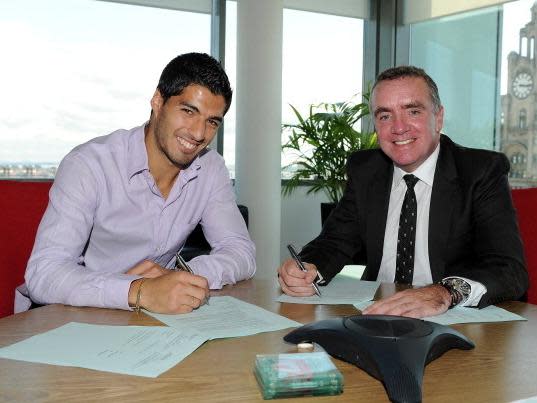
<box><xmin>403</xmin><ymin>174</ymin><xmax>418</xmax><ymax>189</ymax></box>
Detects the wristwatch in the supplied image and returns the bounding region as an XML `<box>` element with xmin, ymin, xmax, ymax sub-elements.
<box><xmin>438</xmin><ymin>278</ymin><xmax>471</xmax><ymax>308</ymax></box>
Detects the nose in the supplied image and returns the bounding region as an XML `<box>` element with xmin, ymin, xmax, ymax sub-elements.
<box><xmin>189</xmin><ymin>117</ymin><xmax>206</xmax><ymax>142</ymax></box>
<box><xmin>391</xmin><ymin>114</ymin><xmax>408</xmax><ymax>135</ymax></box>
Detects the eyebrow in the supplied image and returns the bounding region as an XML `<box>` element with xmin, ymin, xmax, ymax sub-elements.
<box><xmin>373</xmin><ymin>106</ymin><xmax>391</xmax><ymax>117</ymax></box>
<box><xmin>402</xmin><ymin>101</ymin><xmax>426</xmax><ymax>110</ymax></box>
<box><xmin>180</xmin><ymin>101</ymin><xmax>223</xmax><ymax>123</ymax></box>
<box><xmin>373</xmin><ymin>100</ymin><xmax>426</xmax><ymax>117</ymax></box>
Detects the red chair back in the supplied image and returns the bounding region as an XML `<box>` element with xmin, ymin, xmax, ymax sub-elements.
<box><xmin>511</xmin><ymin>188</ymin><xmax>537</xmax><ymax>305</ymax></box>
<box><xmin>0</xmin><ymin>181</ymin><xmax>52</xmax><ymax>318</ymax></box>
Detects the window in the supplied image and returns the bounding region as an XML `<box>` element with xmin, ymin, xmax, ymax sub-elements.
<box><xmin>0</xmin><ymin>0</ymin><xmax>210</xmax><ymax>179</ymax></box>
<box><xmin>222</xmin><ymin>3</ymin><xmax>364</xmax><ymax>179</ymax></box>
<box><xmin>407</xmin><ymin>0</ymin><xmax>537</xmax><ymax>187</ymax></box>
<box><xmin>502</xmin><ymin>0</ymin><xmax>537</xmax><ymax>184</ymax></box>
<box><xmin>223</xmin><ymin>0</ymin><xmax>237</xmax><ymax>178</ymax></box>
<box><xmin>280</xmin><ymin>9</ymin><xmax>363</xmax><ymax>175</ymax></box>
<box><xmin>520</xmin><ymin>109</ymin><xmax>528</xmax><ymax>129</ymax></box>
<box><xmin>3</xmin><ymin>1</ymin><xmax>364</xmax><ymax>181</ymax></box>
<box><xmin>409</xmin><ymin>6</ymin><xmax>500</xmax><ymax>151</ymax></box>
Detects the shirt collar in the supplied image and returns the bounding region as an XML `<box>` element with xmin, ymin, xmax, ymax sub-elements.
<box><xmin>127</xmin><ymin>123</ymin><xmax>150</xmax><ymax>181</ymax></box>
<box><xmin>393</xmin><ymin>142</ymin><xmax>440</xmax><ymax>188</ymax></box>
<box><xmin>127</xmin><ymin>123</ymin><xmax>203</xmax><ymax>182</ymax></box>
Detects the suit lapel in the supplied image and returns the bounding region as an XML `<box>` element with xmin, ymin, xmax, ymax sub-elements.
<box><xmin>365</xmin><ymin>162</ymin><xmax>393</xmax><ymax>279</ymax></box>
<box><xmin>429</xmin><ymin>136</ymin><xmax>459</xmax><ymax>282</ymax></box>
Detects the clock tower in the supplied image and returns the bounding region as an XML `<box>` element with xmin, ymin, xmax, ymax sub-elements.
<box><xmin>501</xmin><ymin>1</ymin><xmax>537</xmax><ymax>187</ymax></box>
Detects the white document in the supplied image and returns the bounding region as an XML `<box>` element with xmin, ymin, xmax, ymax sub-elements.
<box><xmin>149</xmin><ymin>296</ymin><xmax>301</xmax><ymax>339</ymax></box>
<box><xmin>0</xmin><ymin>322</ymin><xmax>207</xmax><ymax>378</ymax></box>
<box><xmin>511</xmin><ymin>396</ymin><xmax>537</xmax><ymax>403</ymax></box>
<box><xmin>353</xmin><ymin>301</ymin><xmax>527</xmax><ymax>325</ymax></box>
<box><xmin>276</xmin><ymin>276</ymin><xmax>380</xmax><ymax>305</ymax></box>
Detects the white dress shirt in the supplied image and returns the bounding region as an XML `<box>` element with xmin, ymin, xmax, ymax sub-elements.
<box><xmin>377</xmin><ymin>144</ymin><xmax>486</xmax><ymax>306</ymax></box>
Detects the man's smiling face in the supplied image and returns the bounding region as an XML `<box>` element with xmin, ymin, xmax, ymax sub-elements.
<box><xmin>150</xmin><ymin>84</ymin><xmax>225</xmax><ymax>169</ymax></box>
<box><xmin>371</xmin><ymin>76</ymin><xmax>444</xmax><ymax>173</ymax></box>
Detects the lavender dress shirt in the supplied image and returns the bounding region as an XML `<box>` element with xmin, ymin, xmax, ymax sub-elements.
<box><xmin>17</xmin><ymin>124</ymin><xmax>256</xmax><ymax>311</ymax></box>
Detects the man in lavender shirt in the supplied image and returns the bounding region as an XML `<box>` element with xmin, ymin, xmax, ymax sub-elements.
<box><xmin>17</xmin><ymin>53</ymin><xmax>256</xmax><ymax>314</ymax></box>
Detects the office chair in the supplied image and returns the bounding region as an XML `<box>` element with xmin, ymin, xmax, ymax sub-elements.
<box><xmin>0</xmin><ymin>180</ymin><xmax>52</xmax><ymax>318</ymax></box>
<box><xmin>512</xmin><ymin>187</ymin><xmax>537</xmax><ymax>305</ymax></box>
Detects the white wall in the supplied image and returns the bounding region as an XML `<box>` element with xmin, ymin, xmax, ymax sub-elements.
<box><xmin>235</xmin><ymin>0</ymin><xmax>283</xmax><ymax>279</ymax></box>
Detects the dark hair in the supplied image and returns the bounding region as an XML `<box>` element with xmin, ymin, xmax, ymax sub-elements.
<box><xmin>157</xmin><ymin>52</ymin><xmax>233</xmax><ymax>114</ymax></box>
<box><xmin>371</xmin><ymin>65</ymin><xmax>442</xmax><ymax>112</ymax></box>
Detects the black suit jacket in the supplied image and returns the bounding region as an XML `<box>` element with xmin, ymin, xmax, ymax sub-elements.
<box><xmin>301</xmin><ymin>135</ymin><xmax>528</xmax><ymax>307</ymax></box>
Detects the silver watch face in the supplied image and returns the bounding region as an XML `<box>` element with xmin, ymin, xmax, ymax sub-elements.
<box><xmin>443</xmin><ymin>278</ymin><xmax>471</xmax><ymax>297</ymax></box>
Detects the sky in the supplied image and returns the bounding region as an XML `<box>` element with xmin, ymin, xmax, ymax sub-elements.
<box><xmin>0</xmin><ymin>0</ymin><xmax>210</xmax><ymax>163</ymax></box>
<box><xmin>0</xmin><ymin>0</ymin><xmax>534</xmax><ymax>165</ymax></box>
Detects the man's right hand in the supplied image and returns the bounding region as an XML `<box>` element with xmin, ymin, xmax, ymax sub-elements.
<box><xmin>128</xmin><ymin>270</ymin><xmax>209</xmax><ymax>314</ymax></box>
<box><xmin>277</xmin><ymin>258</ymin><xmax>319</xmax><ymax>297</ymax></box>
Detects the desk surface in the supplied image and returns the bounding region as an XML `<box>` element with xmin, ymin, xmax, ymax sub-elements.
<box><xmin>1</xmin><ymin>279</ymin><xmax>536</xmax><ymax>403</ymax></box>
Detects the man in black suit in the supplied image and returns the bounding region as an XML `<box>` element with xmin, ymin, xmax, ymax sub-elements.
<box><xmin>278</xmin><ymin>66</ymin><xmax>528</xmax><ymax>318</ymax></box>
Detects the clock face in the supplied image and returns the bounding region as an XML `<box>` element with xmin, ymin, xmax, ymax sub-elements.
<box><xmin>513</xmin><ymin>72</ymin><xmax>533</xmax><ymax>99</ymax></box>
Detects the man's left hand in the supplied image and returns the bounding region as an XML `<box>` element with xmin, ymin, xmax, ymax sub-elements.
<box><xmin>361</xmin><ymin>284</ymin><xmax>451</xmax><ymax>318</ymax></box>
<box><xmin>126</xmin><ymin>260</ymin><xmax>169</xmax><ymax>278</ymax></box>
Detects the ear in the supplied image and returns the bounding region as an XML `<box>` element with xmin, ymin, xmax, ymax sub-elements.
<box><xmin>150</xmin><ymin>89</ymin><xmax>164</xmax><ymax>115</ymax></box>
<box><xmin>435</xmin><ymin>105</ymin><xmax>444</xmax><ymax>133</ymax></box>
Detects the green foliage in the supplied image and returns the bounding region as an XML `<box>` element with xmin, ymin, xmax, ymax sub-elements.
<box><xmin>282</xmin><ymin>92</ymin><xmax>378</xmax><ymax>203</ymax></box>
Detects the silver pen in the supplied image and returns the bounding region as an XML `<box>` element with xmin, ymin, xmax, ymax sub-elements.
<box><xmin>174</xmin><ymin>252</ymin><xmax>194</xmax><ymax>274</ymax></box>
<box><xmin>174</xmin><ymin>252</ymin><xmax>210</xmax><ymax>305</ymax></box>
<box><xmin>287</xmin><ymin>244</ymin><xmax>322</xmax><ymax>297</ymax></box>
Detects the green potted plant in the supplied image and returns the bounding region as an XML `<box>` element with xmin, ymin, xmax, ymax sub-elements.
<box><xmin>281</xmin><ymin>91</ymin><xmax>378</xmax><ymax>223</ymax></box>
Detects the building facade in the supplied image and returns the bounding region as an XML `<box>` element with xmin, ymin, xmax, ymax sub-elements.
<box><xmin>501</xmin><ymin>2</ymin><xmax>537</xmax><ymax>188</ymax></box>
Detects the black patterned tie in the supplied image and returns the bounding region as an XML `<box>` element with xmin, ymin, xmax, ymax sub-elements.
<box><xmin>395</xmin><ymin>174</ymin><xmax>419</xmax><ymax>284</ymax></box>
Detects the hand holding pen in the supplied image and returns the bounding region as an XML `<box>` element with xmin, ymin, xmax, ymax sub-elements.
<box><xmin>174</xmin><ymin>252</ymin><xmax>194</xmax><ymax>274</ymax></box>
<box><xmin>286</xmin><ymin>244</ymin><xmax>322</xmax><ymax>297</ymax></box>
<box><xmin>174</xmin><ymin>252</ymin><xmax>210</xmax><ymax>305</ymax></box>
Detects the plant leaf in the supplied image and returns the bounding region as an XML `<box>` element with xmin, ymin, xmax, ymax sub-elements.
<box><xmin>281</xmin><ymin>88</ymin><xmax>378</xmax><ymax>204</ymax></box>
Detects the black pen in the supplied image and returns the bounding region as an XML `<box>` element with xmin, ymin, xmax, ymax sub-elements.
<box><xmin>287</xmin><ymin>244</ymin><xmax>322</xmax><ymax>297</ymax></box>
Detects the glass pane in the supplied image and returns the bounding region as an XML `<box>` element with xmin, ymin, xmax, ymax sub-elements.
<box><xmin>501</xmin><ymin>0</ymin><xmax>537</xmax><ymax>187</ymax></box>
<box><xmin>281</xmin><ymin>9</ymin><xmax>364</xmax><ymax>175</ymax></box>
<box><xmin>409</xmin><ymin>0</ymin><xmax>537</xmax><ymax>188</ymax></box>
<box><xmin>0</xmin><ymin>0</ymin><xmax>210</xmax><ymax>179</ymax></box>
<box><xmin>410</xmin><ymin>7</ymin><xmax>500</xmax><ymax>151</ymax></box>
<box><xmin>222</xmin><ymin>4</ymin><xmax>363</xmax><ymax>179</ymax></box>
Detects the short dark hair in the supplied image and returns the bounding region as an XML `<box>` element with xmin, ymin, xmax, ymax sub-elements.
<box><xmin>371</xmin><ymin>65</ymin><xmax>442</xmax><ymax>112</ymax></box>
<box><xmin>157</xmin><ymin>52</ymin><xmax>233</xmax><ymax>114</ymax></box>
